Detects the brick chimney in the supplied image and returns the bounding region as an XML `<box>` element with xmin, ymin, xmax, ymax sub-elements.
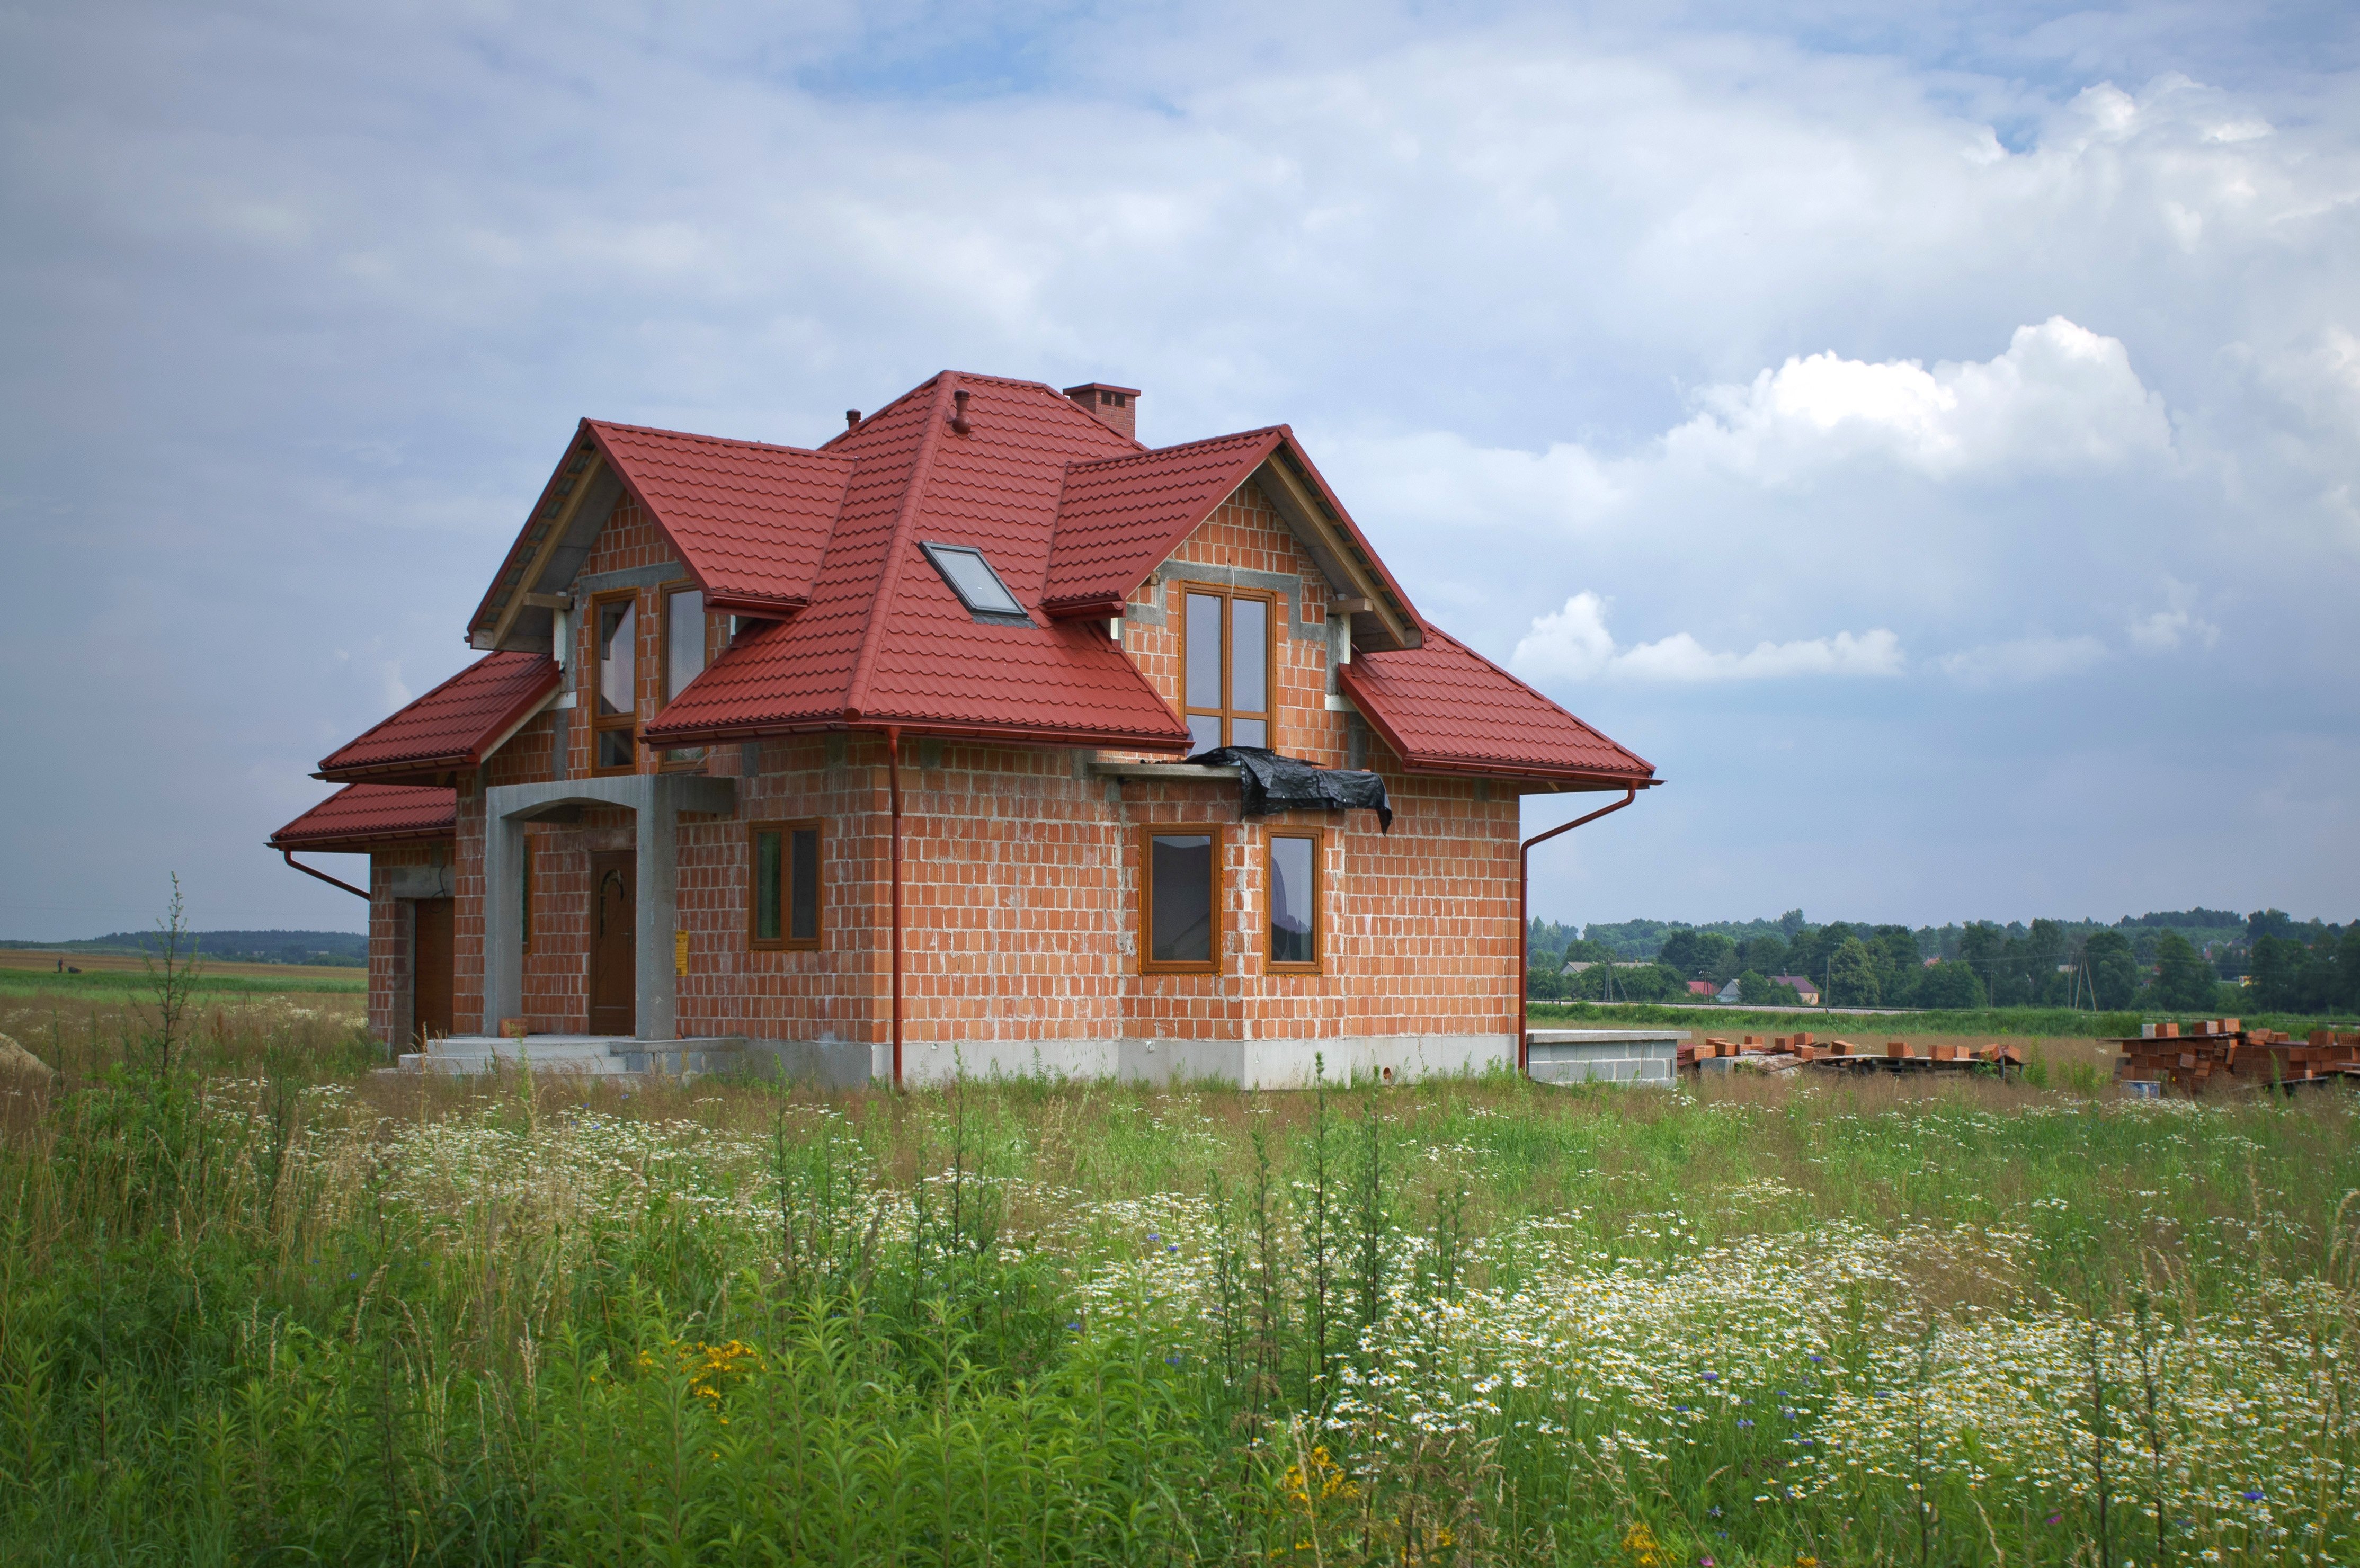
<box><xmin>1063</xmin><ymin>381</ymin><xmax>1141</xmax><ymax>441</ymax></box>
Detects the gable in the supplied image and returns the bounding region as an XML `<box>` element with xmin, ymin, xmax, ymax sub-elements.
<box><xmin>468</xmin><ymin>421</ymin><xmax>853</xmax><ymax>653</ymax></box>
<box><xmin>1041</xmin><ymin>427</ymin><xmax>1423</xmax><ymax>652</ymax></box>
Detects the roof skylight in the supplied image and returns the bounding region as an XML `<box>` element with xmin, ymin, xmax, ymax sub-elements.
<box><xmin>921</xmin><ymin>542</ymin><xmax>1027</xmax><ymax>619</ymax></box>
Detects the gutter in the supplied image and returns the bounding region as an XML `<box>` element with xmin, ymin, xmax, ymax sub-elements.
<box><xmin>280</xmin><ymin>850</ymin><xmax>370</xmax><ymax>901</ymax></box>
<box><xmin>1516</xmin><ymin>787</ymin><xmax>1636</xmax><ymax>1075</ymax></box>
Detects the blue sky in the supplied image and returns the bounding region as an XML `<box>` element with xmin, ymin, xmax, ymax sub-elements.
<box><xmin>2</xmin><ymin>0</ymin><xmax>2355</xmax><ymax>938</ymax></box>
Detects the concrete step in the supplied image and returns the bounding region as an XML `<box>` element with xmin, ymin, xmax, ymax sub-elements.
<box><xmin>396</xmin><ymin>1034</ymin><xmax>748</xmax><ymax>1079</ymax></box>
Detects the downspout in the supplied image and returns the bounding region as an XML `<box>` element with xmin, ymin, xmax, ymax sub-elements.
<box><xmin>886</xmin><ymin>726</ymin><xmax>904</xmax><ymax>1091</ymax></box>
<box><xmin>281</xmin><ymin>849</ymin><xmax>370</xmax><ymax>901</ymax></box>
<box><xmin>1516</xmin><ymin>787</ymin><xmax>1637</xmax><ymax>1075</ymax></box>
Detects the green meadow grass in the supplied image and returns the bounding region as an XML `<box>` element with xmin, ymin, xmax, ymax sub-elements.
<box><xmin>2</xmin><ymin>1004</ymin><xmax>2354</xmax><ymax>1565</ymax></box>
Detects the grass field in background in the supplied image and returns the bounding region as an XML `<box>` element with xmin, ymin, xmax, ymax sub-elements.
<box><xmin>1530</xmin><ymin>997</ymin><xmax>2356</xmax><ymax>1039</ymax></box>
<box><xmin>3</xmin><ymin>1000</ymin><xmax>2355</xmax><ymax>1565</ymax></box>
<box><xmin>0</xmin><ymin>948</ymin><xmax>367</xmax><ymax>1001</ymax></box>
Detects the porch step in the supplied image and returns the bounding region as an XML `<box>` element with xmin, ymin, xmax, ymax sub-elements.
<box><xmin>396</xmin><ymin>1034</ymin><xmax>749</xmax><ymax>1079</ymax></box>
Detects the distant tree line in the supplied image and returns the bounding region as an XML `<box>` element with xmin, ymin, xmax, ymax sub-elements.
<box><xmin>1527</xmin><ymin>908</ymin><xmax>2360</xmax><ymax>1014</ymax></box>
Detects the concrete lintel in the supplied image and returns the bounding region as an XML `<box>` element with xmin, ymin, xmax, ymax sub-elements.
<box><xmin>1088</xmin><ymin>762</ymin><xmax>1239</xmax><ymax>781</ymax></box>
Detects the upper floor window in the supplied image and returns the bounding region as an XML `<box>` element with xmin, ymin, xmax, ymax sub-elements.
<box><xmin>1182</xmin><ymin>587</ymin><xmax>1272</xmax><ymax>753</ymax></box>
<box><xmin>664</xmin><ymin>587</ymin><xmax>706</xmax><ymax>702</ymax></box>
<box><xmin>921</xmin><ymin>542</ymin><xmax>1027</xmax><ymax>620</ymax></box>
<box><xmin>593</xmin><ymin>593</ymin><xmax>637</xmax><ymax>773</ymax></box>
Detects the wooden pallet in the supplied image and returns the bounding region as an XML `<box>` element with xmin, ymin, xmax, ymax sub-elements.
<box><xmin>1679</xmin><ymin>1031</ymin><xmax>2021</xmax><ymax>1079</ymax></box>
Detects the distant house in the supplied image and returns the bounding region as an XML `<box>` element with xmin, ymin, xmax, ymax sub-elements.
<box><xmin>1770</xmin><ymin>974</ymin><xmax>1822</xmax><ymax>1005</ymax></box>
<box><xmin>1685</xmin><ymin>979</ymin><xmax>1718</xmax><ymax>999</ymax></box>
<box><xmin>1716</xmin><ymin>978</ymin><xmax>1743</xmax><ymax>1004</ymax></box>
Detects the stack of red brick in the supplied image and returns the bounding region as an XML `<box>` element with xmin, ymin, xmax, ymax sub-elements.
<box><xmin>2113</xmin><ymin>1020</ymin><xmax>2360</xmax><ymax>1093</ymax></box>
<box><xmin>1680</xmin><ymin>1032</ymin><xmax>2023</xmax><ymax>1077</ymax></box>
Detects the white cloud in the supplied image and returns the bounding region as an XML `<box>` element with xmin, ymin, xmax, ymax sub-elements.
<box><xmin>1662</xmin><ymin>317</ymin><xmax>2173</xmax><ymax>484</ymax></box>
<box><xmin>1938</xmin><ymin>634</ymin><xmax>2110</xmax><ymax>687</ymax></box>
<box><xmin>1512</xmin><ymin>592</ymin><xmax>1903</xmax><ymax>684</ymax></box>
<box><xmin>2126</xmin><ymin>581</ymin><xmax>2221</xmax><ymax>652</ymax></box>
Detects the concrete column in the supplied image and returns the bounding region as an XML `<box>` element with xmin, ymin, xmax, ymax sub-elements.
<box><xmin>636</xmin><ymin>780</ymin><xmax>678</xmax><ymax>1041</ymax></box>
<box><xmin>480</xmin><ymin>807</ymin><xmax>523</xmax><ymax>1034</ymax></box>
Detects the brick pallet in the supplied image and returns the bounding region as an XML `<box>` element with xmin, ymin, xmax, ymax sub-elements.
<box><xmin>2112</xmin><ymin>1019</ymin><xmax>2360</xmax><ymax>1094</ymax></box>
<box><xmin>1680</xmin><ymin>1032</ymin><xmax>2021</xmax><ymax>1080</ymax></box>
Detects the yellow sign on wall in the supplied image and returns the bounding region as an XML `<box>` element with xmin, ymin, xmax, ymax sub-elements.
<box><xmin>674</xmin><ymin>929</ymin><xmax>690</xmax><ymax>977</ymax></box>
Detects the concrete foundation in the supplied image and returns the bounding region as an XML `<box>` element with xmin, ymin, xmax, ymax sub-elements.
<box><xmin>1525</xmin><ymin>1028</ymin><xmax>1685</xmax><ymax>1086</ymax></box>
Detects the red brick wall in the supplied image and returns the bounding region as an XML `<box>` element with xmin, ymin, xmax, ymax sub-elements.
<box><xmin>366</xmin><ymin>842</ymin><xmax>450</xmax><ymax>1047</ymax></box>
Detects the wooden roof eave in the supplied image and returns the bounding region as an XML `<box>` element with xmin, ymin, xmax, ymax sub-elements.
<box><xmin>1250</xmin><ymin>448</ymin><xmax>1421</xmax><ymax>652</ymax></box>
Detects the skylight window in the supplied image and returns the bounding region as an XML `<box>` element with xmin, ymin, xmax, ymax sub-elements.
<box><xmin>921</xmin><ymin>542</ymin><xmax>1027</xmax><ymax>619</ymax></box>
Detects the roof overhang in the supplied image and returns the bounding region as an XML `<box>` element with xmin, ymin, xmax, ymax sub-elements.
<box><xmin>316</xmin><ymin>656</ymin><xmax>562</xmax><ymax>783</ymax></box>
<box><xmin>1249</xmin><ymin>440</ymin><xmax>1422</xmax><ymax>653</ymax></box>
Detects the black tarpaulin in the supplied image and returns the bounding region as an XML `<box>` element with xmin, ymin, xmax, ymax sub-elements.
<box><xmin>1183</xmin><ymin>746</ymin><xmax>1393</xmax><ymax>832</ymax></box>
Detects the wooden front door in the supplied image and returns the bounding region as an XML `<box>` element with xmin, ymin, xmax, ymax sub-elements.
<box><xmin>589</xmin><ymin>850</ymin><xmax>636</xmax><ymax>1036</ymax></box>
<box><xmin>412</xmin><ymin>898</ymin><xmax>454</xmax><ymax>1041</ymax></box>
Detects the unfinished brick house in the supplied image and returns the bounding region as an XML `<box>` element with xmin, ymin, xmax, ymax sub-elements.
<box><xmin>269</xmin><ymin>372</ymin><xmax>1657</xmax><ymax>1085</ymax></box>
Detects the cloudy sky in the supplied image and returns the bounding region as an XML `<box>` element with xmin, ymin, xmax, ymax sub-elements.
<box><xmin>3</xmin><ymin>0</ymin><xmax>2355</xmax><ymax>939</ymax></box>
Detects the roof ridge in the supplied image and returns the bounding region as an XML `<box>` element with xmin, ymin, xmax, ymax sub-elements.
<box><xmin>1065</xmin><ymin>425</ymin><xmax>1285</xmax><ymax>473</ymax></box>
<box><xmin>844</xmin><ymin>372</ymin><xmax>958</xmax><ymax>721</ymax></box>
<box><xmin>588</xmin><ymin>418</ymin><xmax>846</xmax><ymax>460</ymax></box>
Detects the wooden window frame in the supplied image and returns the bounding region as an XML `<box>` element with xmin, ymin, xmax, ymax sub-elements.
<box><xmin>1265</xmin><ymin>827</ymin><xmax>1323</xmax><ymax>974</ymax></box>
<box><xmin>658</xmin><ymin>585</ymin><xmax>710</xmax><ymax>772</ymax></box>
<box><xmin>589</xmin><ymin>588</ymin><xmax>642</xmax><ymax>777</ymax></box>
<box><xmin>748</xmin><ymin>818</ymin><xmax>824</xmax><ymax>952</ymax></box>
<box><xmin>1139</xmin><ymin>824</ymin><xmax>1224</xmax><ymax>975</ymax></box>
<box><xmin>1176</xmin><ymin>584</ymin><xmax>1278</xmax><ymax>751</ymax></box>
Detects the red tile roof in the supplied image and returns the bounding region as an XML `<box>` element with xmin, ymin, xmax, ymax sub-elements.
<box><xmin>1041</xmin><ymin>429</ymin><xmax>1285</xmax><ymax>614</ymax></box>
<box><xmin>645</xmin><ymin>373</ymin><xmax>1194</xmax><ymax>751</ymax></box>
<box><xmin>437</xmin><ymin>368</ymin><xmax>1645</xmax><ymax>773</ymax></box>
<box><xmin>587</xmin><ymin>421</ymin><xmax>853</xmax><ymax>614</ymax></box>
<box><xmin>1340</xmin><ymin>623</ymin><xmax>1657</xmax><ymax>785</ymax></box>
<box><xmin>317</xmin><ymin>652</ymin><xmax>558</xmax><ymax>782</ymax></box>
<box><xmin>269</xmin><ymin>784</ymin><xmax>456</xmax><ymax>850</ymax></box>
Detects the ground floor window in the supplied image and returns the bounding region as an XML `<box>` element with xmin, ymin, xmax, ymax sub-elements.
<box><xmin>1267</xmin><ymin>830</ymin><xmax>1321</xmax><ymax>970</ymax></box>
<box><xmin>1142</xmin><ymin>827</ymin><xmax>1221</xmax><ymax>971</ymax></box>
<box><xmin>750</xmin><ymin>820</ymin><xmax>823</xmax><ymax>950</ymax></box>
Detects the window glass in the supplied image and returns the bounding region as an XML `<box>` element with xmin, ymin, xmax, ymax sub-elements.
<box><xmin>1230</xmin><ymin>596</ymin><xmax>1268</xmax><ymax>714</ymax></box>
<box><xmin>1149</xmin><ymin>833</ymin><xmax>1214</xmax><ymax>964</ymax></box>
<box><xmin>1186</xmin><ymin>714</ymin><xmax>1223</xmax><ymax>754</ymax></box>
<box><xmin>596</xmin><ymin>599</ymin><xmax>636</xmax><ymax>718</ymax></box>
<box><xmin>1186</xmin><ymin>593</ymin><xmax>1222</xmax><ymax>709</ymax></box>
<box><xmin>1270</xmin><ymin>836</ymin><xmax>1316</xmax><ymax>965</ymax></box>
<box><xmin>665</xmin><ymin>589</ymin><xmax>705</xmax><ymax>701</ymax></box>
<box><xmin>789</xmin><ymin>827</ymin><xmax>821</xmax><ymax>942</ymax></box>
<box><xmin>1230</xmin><ymin>718</ymin><xmax>1267</xmax><ymax>749</ymax></box>
<box><xmin>753</xmin><ymin>830</ymin><xmax>782</xmax><ymax>942</ymax></box>
<box><xmin>924</xmin><ymin>544</ymin><xmax>1025</xmax><ymax>616</ymax></box>
<box><xmin>597</xmin><ymin>729</ymin><xmax>635</xmax><ymax>770</ymax></box>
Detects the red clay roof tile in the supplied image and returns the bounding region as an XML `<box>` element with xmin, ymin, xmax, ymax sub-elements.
<box><xmin>586</xmin><ymin>421</ymin><xmax>852</xmax><ymax>613</ymax></box>
<box><xmin>1041</xmin><ymin>429</ymin><xmax>1285</xmax><ymax>614</ymax></box>
<box><xmin>1340</xmin><ymin>623</ymin><xmax>1656</xmax><ymax>784</ymax></box>
<box><xmin>317</xmin><ymin>652</ymin><xmax>558</xmax><ymax>782</ymax></box>
<box><xmin>269</xmin><ymin>783</ymin><xmax>457</xmax><ymax>850</ymax></box>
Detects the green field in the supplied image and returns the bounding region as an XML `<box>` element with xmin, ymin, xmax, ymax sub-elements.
<box><xmin>3</xmin><ymin>1003</ymin><xmax>2354</xmax><ymax>1565</ymax></box>
<box><xmin>1531</xmin><ymin>998</ymin><xmax>2355</xmax><ymax>1039</ymax></box>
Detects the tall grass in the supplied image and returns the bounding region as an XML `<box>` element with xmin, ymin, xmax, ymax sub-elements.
<box><xmin>2</xmin><ymin>1000</ymin><xmax>2355</xmax><ymax>1564</ymax></box>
